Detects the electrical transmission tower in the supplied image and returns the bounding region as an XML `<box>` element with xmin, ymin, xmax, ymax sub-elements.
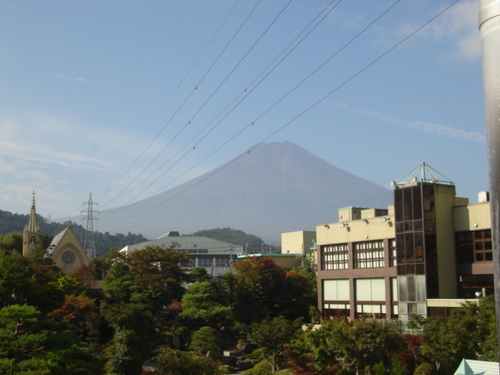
<box><xmin>82</xmin><ymin>193</ymin><xmax>99</xmax><ymax>259</ymax></box>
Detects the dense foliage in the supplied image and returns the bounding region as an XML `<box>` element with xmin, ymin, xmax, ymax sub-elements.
<box><xmin>0</xmin><ymin>223</ymin><xmax>497</xmax><ymax>375</ymax></box>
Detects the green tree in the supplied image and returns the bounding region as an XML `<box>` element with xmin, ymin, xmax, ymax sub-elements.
<box><xmin>293</xmin><ymin>318</ymin><xmax>404</xmax><ymax>374</ymax></box>
<box><xmin>246</xmin><ymin>316</ymin><xmax>303</xmax><ymax>374</ymax></box>
<box><xmin>418</xmin><ymin>298</ymin><xmax>499</xmax><ymax>374</ymax></box>
<box><xmin>341</xmin><ymin>319</ymin><xmax>404</xmax><ymax>374</ymax></box>
<box><xmin>296</xmin><ymin>318</ymin><xmax>347</xmax><ymax>371</ymax></box>
<box><xmin>0</xmin><ymin>304</ymin><xmax>102</xmax><ymax>374</ymax></box>
<box><xmin>104</xmin><ymin>245</ymin><xmax>189</xmax><ymax>313</ymax></box>
<box><xmin>0</xmin><ymin>249</ymin><xmax>67</xmax><ymax>313</ymax></box>
<box><xmin>243</xmin><ymin>359</ymin><xmax>274</xmax><ymax>375</ymax></box>
<box><xmin>180</xmin><ymin>281</ymin><xmax>232</xmax><ymax>327</ymax></box>
<box><xmin>152</xmin><ymin>348</ymin><xmax>222</xmax><ymax>375</ymax></box>
<box><xmin>475</xmin><ymin>295</ymin><xmax>498</xmax><ymax>361</ymax></box>
<box><xmin>189</xmin><ymin>326</ymin><xmax>220</xmax><ymax>357</ymax></box>
<box><xmin>189</xmin><ymin>267</ymin><xmax>211</xmax><ymax>283</ymax></box>
<box><xmin>0</xmin><ymin>249</ymin><xmax>34</xmax><ymax>307</ymax></box>
<box><xmin>102</xmin><ymin>245</ymin><xmax>190</xmax><ymax>374</ymax></box>
<box><xmin>105</xmin><ymin>326</ymin><xmax>144</xmax><ymax>375</ymax></box>
<box><xmin>0</xmin><ymin>232</ymin><xmax>23</xmax><ymax>252</ymax></box>
<box><xmin>414</xmin><ymin>362</ymin><xmax>437</xmax><ymax>375</ymax></box>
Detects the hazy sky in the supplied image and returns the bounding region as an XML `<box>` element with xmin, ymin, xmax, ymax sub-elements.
<box><xmin>0</xmin><ymin>0</ymin><xmax>488</xmax><ymax>226</ymax></box>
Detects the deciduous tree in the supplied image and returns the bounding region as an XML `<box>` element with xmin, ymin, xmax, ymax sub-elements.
<box><xmin>233</xmin><ymin>257</ymin><xmax>314</xmax><ymax>322</ymax></box>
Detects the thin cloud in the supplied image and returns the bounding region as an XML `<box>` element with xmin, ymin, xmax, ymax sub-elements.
<box><xmin>53</xmin><ymin>74</ymin><xmax>94</xmax><ymax>84</ymax></box>
<box><xmin>0</xmin><ymin>137</ymin><xmax>112</xmax><ymax>171</ymax></box>
<box><xmin>0</xmin><ymin>114</ymin><xmax>131</xmax><ymax>172</ymax></box>
<box><xmin>447</xmin><ymin>0</ymin><xmax>481</xmax><ymax>59</ymax></box>
<box><xmin>398</xmin><ymin>0</ymin><xmax>481</xmax><ymax>60</ymax></box>
<box><xmin>335</xmin><ymin>102</ymin><xmax>486</xmax><ymax>143</ymax></box>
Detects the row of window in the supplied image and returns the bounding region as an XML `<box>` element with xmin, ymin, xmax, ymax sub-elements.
<box><xmin>321</xmin><ymin>240</ymin><xmax>396</xmax><ymax>270</ymax></box>
<box><xmin>456</xmin><ymin>230</ymin><xmax>493</xmax><ymax>263</ymax></box>
<box><xmin>323</xmin><ymin>278</ymin><xmax>399</xmax><ymax>302</ymax></box>
<box><xmin>322</xmin><ymin>277</ymin><xmax>423</xmax><ymax>319</ymax></box>
<box><xmin>186</xmin><ymin>256</ymin><xmax>234</xmax><ymax>268</ymax></box>
<box><xmin>320</xmin><ymin>229</ymin><xmax>492</xmax><ymax>271</ymax></box>
<box><xmin>177</xmin><ymin>249</ymin><xmax>209</xmax><ymax>254</ymax></box>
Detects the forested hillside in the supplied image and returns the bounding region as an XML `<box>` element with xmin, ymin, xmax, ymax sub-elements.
<box><xmin>0</xmin><ymin>209</ymin><xmax>148</xmax><ymax>257</ymax></box>
<box><xmin>0</xmin><ymin>210</ymin><xmax>276</xmax><ymax>256</ymax></box>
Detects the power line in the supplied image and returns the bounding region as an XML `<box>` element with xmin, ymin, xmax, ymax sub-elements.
<box><xmin>102</xmin><ymin>0</ymin><xmax>459</xmax><ymax>221</ymax></box>
<box><xmin>99</xmin><ymin>0</ymin><xmax>263</xmax><ymax>208</ymax></box>
<box><xmin>97</xmin><ymin>0</ymin><xmax>243</xmax><ymax>205</ymax></box>
<box><xmin>102</xmin><ymin>0</ymin><xmax>342</xmax><ymax>212</ymax></box>
<box><xmin>101</xmin><ymin>0</ymin><xmax>296</xmax><ymax>210</ymax></box>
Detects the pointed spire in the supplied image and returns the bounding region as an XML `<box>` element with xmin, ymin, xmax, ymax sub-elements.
<box><xmin>28</xmin><ymin>191</ymin><xmax>38</xmax><ymax>233</ymax></box>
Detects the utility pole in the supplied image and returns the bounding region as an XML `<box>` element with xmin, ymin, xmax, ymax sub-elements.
<box><xmin>479</xmin><ymin>0</ymin><xmax>500</xmax><ymax>362</ymax></box>
<box><xmin>82</xmin><ymin>193</ymin><xmax>99</xmax><ymax>259</ymax></box>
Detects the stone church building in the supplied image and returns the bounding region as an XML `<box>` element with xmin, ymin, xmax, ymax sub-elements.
<box><xmin>23</xmin><ymin>192</ymin><xmax>90</xmax><ymax>273</ymax></box>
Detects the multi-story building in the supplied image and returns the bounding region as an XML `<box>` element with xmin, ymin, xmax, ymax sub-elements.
<box><xmin>316</xmin><ymin>163</ymin><xmax>492</xmax><ymax>324</ymax></box>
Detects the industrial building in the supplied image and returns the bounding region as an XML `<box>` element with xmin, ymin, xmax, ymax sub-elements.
<box><xmin>119</xmin><ymin>231</ymin><xmax>243</xmax><ymax>277</ymax></box>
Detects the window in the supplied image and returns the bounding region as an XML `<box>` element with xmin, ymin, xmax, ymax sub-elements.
<box><xmin>323</xmin><ymin>303</ymin><xmax>350</xmax><ymax>318</ymax></box>
<box><xmin>354</xmin><ymin>240</ymin><xmax>385</xmax><ymax>268</ymax></box>
<box><xmin>321</xmin><ymin>244</ymin><xmax>348</xmax><ymax>270</ymax></box>
<box><xmin>215</xmin><ymin>256</ymin><xmax>230</xmax><ymax>267</ymax></box>
<box><xmin>356</xmin><ymin>304</ymin><xmax>386</xmax><ymax>316</ymax></box>
<box><xmin>398</xmin><ymin>275</ymin><xmax>426</xmax><ymax>302</ymax></box>
<box><xmin>197</xmin><ymin>257</ymin><xmax>214</xmax><ymax>267</ymax></box>
<box><xmin>356</xmin><ymin>278</ymin><xmax>385</xmax><ymax>301</ymax></box>
<box><xmin>323</xmin><ymin>279</ymin><xmax>349</xmax><ymax>301</ymax></box>
<box><xmin>391</xmin><ymin>277</ymin><xmax>398</xmax><ymax>302</ymax></box>
<box><xmin>455</xmin><ymin>232</ymin><xmax>474</xmax><ymax>264</ymax></box>
<box><xmin>473</xmin><ymin>230</ymin><xmax>493</xmax><ymax>262</ymax></box>
<box><xmin>61</xmin><ymin>250</ymin><xmax>76</xmax><ymax>265</ymax></box>
<box><xmin>395</xmin><ymin>184</ymin><xmax>429</xmax><ymax>276</ymax></box>
<box><xmin>390</xmin><ymin>239</ymin><xmax>397</xmax><ymax>267</ymax></box>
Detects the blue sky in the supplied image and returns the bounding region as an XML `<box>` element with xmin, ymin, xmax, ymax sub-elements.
<box><xmin>0</xmin><ymin>0</ymin><xmax>487</xmax><ymax>225</ymax></box>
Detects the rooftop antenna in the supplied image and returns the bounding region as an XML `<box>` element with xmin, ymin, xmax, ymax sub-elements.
<box><xmin>82</xmin><ymin>194</ymin><xmax>99</xmax><ymax>259</ymax></box>
<box><xmin>391</xmin><ymin>162</ymin><xmax>454</xmax><ymax>188</ymax></box>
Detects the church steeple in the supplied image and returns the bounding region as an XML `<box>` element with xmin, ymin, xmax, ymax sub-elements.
<box><xmin>28</xmin><ymin>191</ymin><xmax>38</xmax><ymax>233</ymax></box>
<box><xmin>23</xmin><ymin>191</ymin><xmax>40</xmax><ymax>256</ymax></box>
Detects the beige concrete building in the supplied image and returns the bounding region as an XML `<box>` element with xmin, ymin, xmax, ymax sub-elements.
<box><xmin>313</xmin><ymin>163</ymin><xmax>493</xmax><ymax>324</ymax></box>
<box><xmin>281</xmin><ymin>230</ymin><xmax>316</xmax><ymax>255</ymax></box>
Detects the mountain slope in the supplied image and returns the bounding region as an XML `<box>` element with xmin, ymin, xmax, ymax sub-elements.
<box><xmin>91</xmin><ymin>142</ymin><xmax>392</xmax><ymax>243</ymax></box>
